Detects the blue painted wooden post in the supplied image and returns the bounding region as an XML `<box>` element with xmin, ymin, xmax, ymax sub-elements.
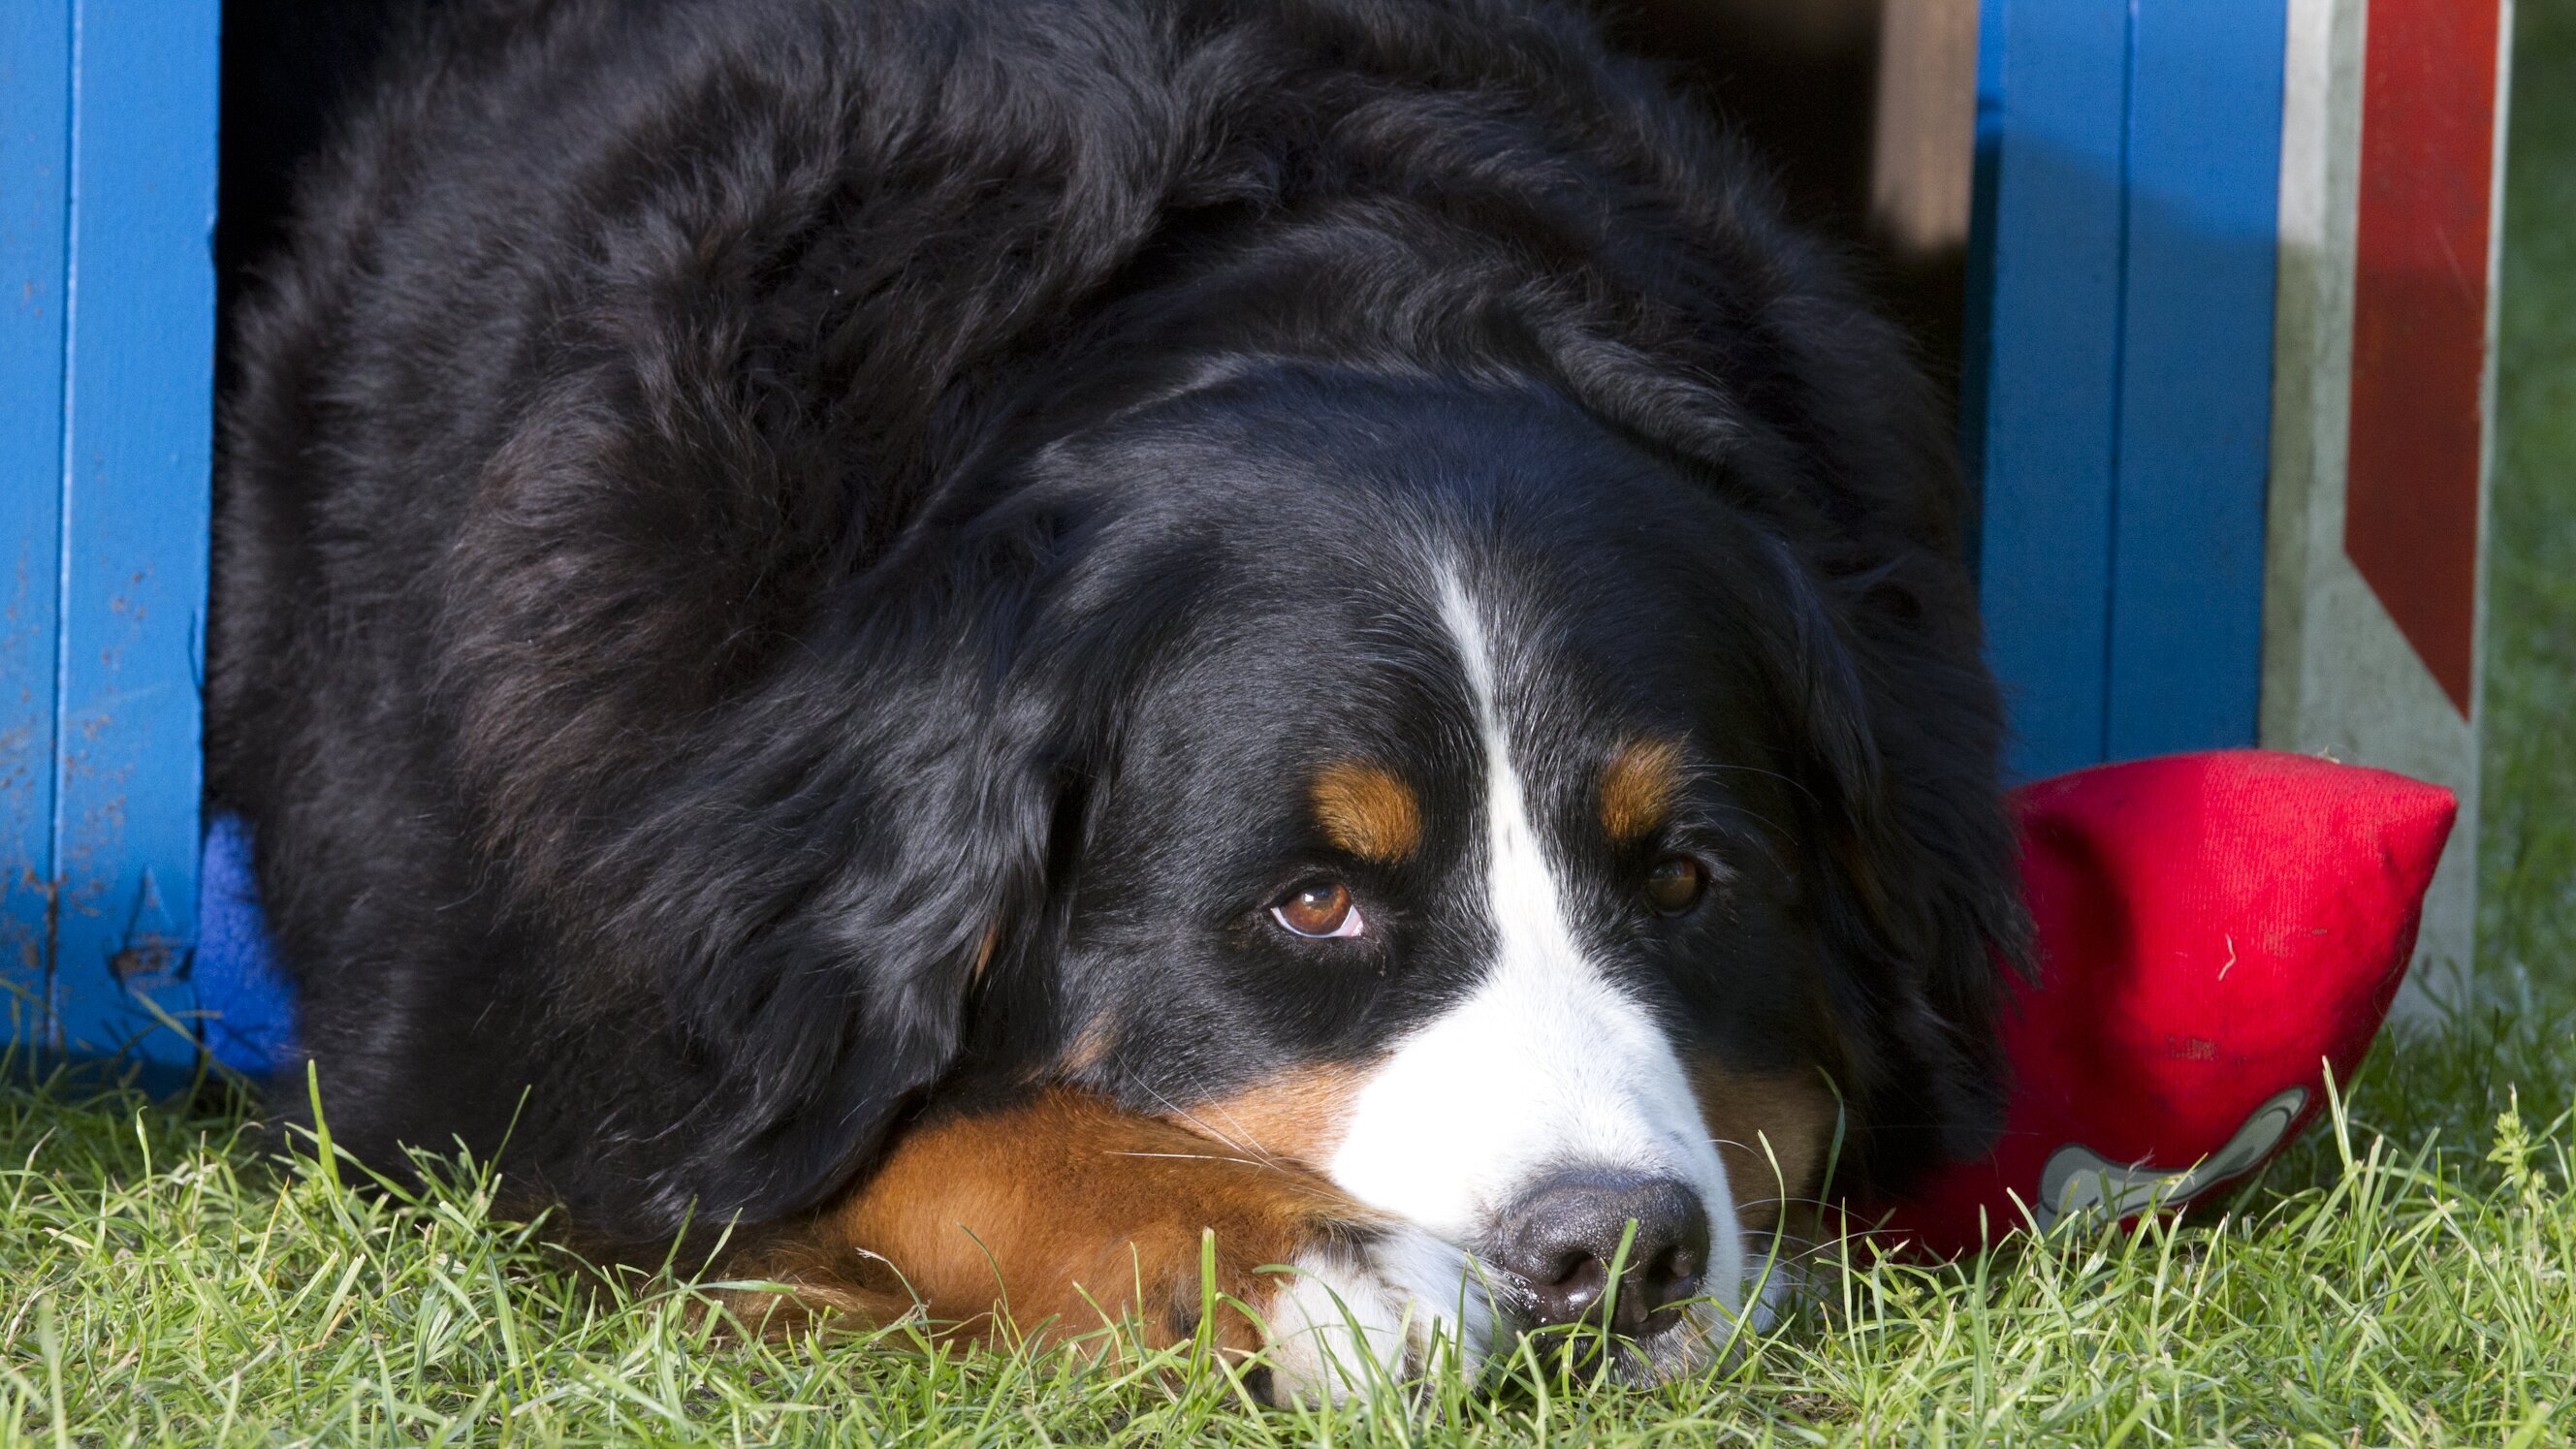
<box><xmin>1962</xmin><ymin>0</ymin><xmax>2129</xmax><ymax>779</ymax></box>
<box><xmin>2101</xmin><ymin>2</ymin><xmax>2286</xmax><ymax>763</ymax></box>
<box><xmin>2</xmin><ymin>2</ymin><xmax>79</xmax><ymax>1054</ymax></box>
<box><xmin>1</xmin><ymin>0</ymin><xmax>220</xmax><ymax>1074</ymax></box>
<box><xmin>1966</xmin><ymin>0</ymin><xmax>2287</xmax><ymax>779</ymax></box>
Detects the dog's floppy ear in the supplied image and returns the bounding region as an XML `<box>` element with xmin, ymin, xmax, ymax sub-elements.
<box><xmin>1747</xmin><ymin>534</ymin><xmax>2031</xmax><ymax>1201</ymax></box>
<box><xmin>615</xmin><ymin>648</ymin><xmax>1066</xmax><ymax>1236</ymax></box>
<box><xmin>440</xmin><ymin>414</ymin><xmax>1081</xmax><ymax>1237</ymax></box>
<box><xmin>606</xmin><ymin>599</ymin><xmax>1069</xmax><ymax>1236</ymax></box>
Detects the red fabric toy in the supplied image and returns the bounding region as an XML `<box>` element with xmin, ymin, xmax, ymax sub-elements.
<box><xmin>1875</xmin><ymin>749</ymin><xmax>2457</xmax><ymax>1257</ymax></box>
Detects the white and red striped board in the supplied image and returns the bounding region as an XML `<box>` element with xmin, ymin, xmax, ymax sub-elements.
<box><xmin>2261</xmin><ymin>0</ymin><xmax>2510</xmax><ymax>1009</ymax></box>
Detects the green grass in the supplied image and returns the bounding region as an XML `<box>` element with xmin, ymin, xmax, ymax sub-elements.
<box><xmin>8</xmin><ymin>10</ymin><xmax>2575</xmax><ymax>1446</ymax></box>
<box><xmin>3</xmin><ymin>1014</ymin><xmax>2571</xmax><ymax>1445</ymax></box>
<box><xmin>2482</xmin><ymin>0</ymin><xmax>2576</xmax><ymax>985</ymax></box>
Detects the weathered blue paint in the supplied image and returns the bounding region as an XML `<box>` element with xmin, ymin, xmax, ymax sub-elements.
<box><xmin>1</xmin><ymin>0</ymin><xmax>220</xmax><ymax>1070</ymax></box>
<box><xmin>2102</xmin><ymin>0</ymin><xmax>2284</xmax><ymax>761</ymax></box>
<box><xmin>1964</xmin><ymin>0</ymin><xmax>2131</xmax><ymax>780</ymax></box>
<box><xmin>2</xmin><ymin>0</ymin><xmax>78</xmax><ymax>1052</ymax></box>
<box><xmin>1967</xmin><ymin>0</ymin><xmax>2287</xmax><ymax>779</ymax></box>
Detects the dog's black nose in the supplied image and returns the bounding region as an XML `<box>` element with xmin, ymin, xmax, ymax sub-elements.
<box><xmin>1492</xmin><ymin>1174</ymin><xmax>1710</xmax><ymax>1335</ymax></box>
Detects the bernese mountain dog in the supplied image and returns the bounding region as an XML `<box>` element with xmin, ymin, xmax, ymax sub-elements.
<box><xmin>211</xmin><ymin>0</ymin><xmax>2029</xmax><ymax>1402</ymax></box>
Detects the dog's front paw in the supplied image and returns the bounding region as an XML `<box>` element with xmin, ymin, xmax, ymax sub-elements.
<box><xmin>1252</xmin><ymin>1222</ymin><xmax>1495</xmax><ymax>1404</ymax></box>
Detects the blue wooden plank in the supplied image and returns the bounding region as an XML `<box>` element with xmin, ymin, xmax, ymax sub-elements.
<box><xmin>48</xmin><ymin>0</ymin><xmax>220</xmax><ymax>1067</ymax></box>
<box><xmin>1967</xmin><ymin>0</ymin><xmax>2131</xmax><ymax>781</ymax></box>
<box><xmin>2102</xmin><ymin>1</ymin><xmax>2285</xmax><ymax>759</ymax></box>
<box><xmin>1</xmin><ymin>0</ymin><xmax>75</xmax><ymax>1050</ymax></box>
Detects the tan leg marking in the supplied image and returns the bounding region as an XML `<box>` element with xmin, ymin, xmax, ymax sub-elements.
<box><xmin>724</xmin><ymin>1089</ymin><xmax>1379</xmax><ymax>1358</ymax></box>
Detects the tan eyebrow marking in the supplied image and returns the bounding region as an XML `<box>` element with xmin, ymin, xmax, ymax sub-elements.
<box><xmin>1059</xmin><ymin>1016</ymin><xmax>1118</xmax><ymax>1076</ymax></box>
<box><xmin>1600</xmin><ymin>736</ymin><xmax>1687</xmax><ymax>843</ymax></box>
<box><xmin>1310</xmin><ymin>760</ymin><xmax>1423</xmax><ymax>864</ymax></box>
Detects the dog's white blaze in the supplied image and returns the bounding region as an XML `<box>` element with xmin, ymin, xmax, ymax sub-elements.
<box><xmin>1321</xmin><ymin>570</ymin><xmax>1745</xmax><ymax>1318</ymax></box>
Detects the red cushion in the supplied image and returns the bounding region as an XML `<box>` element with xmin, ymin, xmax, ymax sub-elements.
<box><xmin>1874</xmin><ymin>750</ymin><xmax>2456</xmax><ymax>1257</ymax></box>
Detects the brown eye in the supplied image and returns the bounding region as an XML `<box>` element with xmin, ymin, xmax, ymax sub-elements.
<box><xmin>1272</xmin><ymin>880</ymin><xmax>1365</xmax><ymax>939</ymax></box>
<box><xmin>1644</xmin><ymin>856</ymin><xmax>1708</xmax><ymax>916</ymax></box>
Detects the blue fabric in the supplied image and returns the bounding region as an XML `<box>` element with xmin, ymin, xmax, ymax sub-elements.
<box><xmin>192</xmin><ymin>813</ymin><xmax>300</xmax><ymax>1075</ymax></box>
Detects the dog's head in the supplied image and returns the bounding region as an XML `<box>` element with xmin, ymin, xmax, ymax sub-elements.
<box><xmin>773</xmin><ymin>362</ymin><xmax>2024</xmax><ymax>1371</ymax></box>
<box><xmin>1010</xmin><ymin>370</ymin><xmax>1854</xmax><ymax>1364</ymax></box>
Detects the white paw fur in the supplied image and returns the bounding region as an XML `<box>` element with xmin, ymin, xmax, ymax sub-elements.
<box><xmin>1256</xmin><ymin>1223</ymin><xmax>1495</xmax><ymax>1404</ymax></box>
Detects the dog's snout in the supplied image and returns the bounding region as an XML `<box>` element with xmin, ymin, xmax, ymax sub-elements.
<box><xmin>1493</xmin><ymin>1173</ymin><xmax>1710</xmax><ymax>1335</ymax></box>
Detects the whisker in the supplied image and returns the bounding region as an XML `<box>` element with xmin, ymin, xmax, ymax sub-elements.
<box><xmin>1102</xmin><ymin>1150</ymin><xmax>1269</xmax><ymax>1168</ymax></box>
<box><xmin>1150</xmin><ymin>1075</ymin><xmax>1294</xmax><ymax>1175</ymax></box>
<box><xmin>1137</xmin><ymin>1083</ymin><xmax>1249</xmax><ymax>1153</ymax></box>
